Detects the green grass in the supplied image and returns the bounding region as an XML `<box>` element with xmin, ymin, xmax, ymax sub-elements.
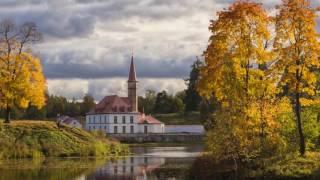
<box><xmin>0</xmin><ymin>120</ymin><xmax>129</xmax><ymax>159</ymax></box>
<box><xmin>264</xmin><ymin>152</ymin><xmax>320</xmax><ymax>178</ymax></box>
<box><xmin>154</xmin><ymin>111</ymin><xmax>201</xmax><ymax>125</ymax></box>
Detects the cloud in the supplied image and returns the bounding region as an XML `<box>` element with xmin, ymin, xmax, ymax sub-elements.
<box><xmin>1</xmin><ymin>0</ymin><xmax>318</xmax><ymax>99</ymax></box>
<box><xmin>47</xmin><ymin>78</ymin><xmax>186</xmax><ymax>100</ymax></box>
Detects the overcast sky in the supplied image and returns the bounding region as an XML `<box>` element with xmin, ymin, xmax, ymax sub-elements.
<box><xmin>2</xmin><ymin>0</ymin><xmax>319</xmax><ymax>101</ymax></box>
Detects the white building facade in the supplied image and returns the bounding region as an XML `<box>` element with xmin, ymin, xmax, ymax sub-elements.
<box><xmin>85</xmin><ymin>56</ymin><xmax>165</xmax><ymax>134</ymax></box>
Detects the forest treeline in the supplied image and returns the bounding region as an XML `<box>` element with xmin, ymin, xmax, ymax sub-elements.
<box><xmin>0</xmin><ymin>52</ymin><xmax>204</xmax><ymax>120</ymax></box>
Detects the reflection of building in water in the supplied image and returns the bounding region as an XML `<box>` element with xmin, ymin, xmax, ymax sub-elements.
<box><xmin>92</xmin><ymin>156</ymin><xmax>165</xmax><ymax>179</ymax></box>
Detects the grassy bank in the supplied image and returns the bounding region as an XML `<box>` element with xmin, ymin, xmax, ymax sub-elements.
<box><xmin>263</xmin><ymin>152</ymin><xmax>320</xmax><ymax>179</ymax></box>
<box><xmin>154</xmin><ymin>112</ymin><xmax>201</xmax><ymax>125</ymax></box>
<box><xmin>188</xmin><ymin>152</ymin><xmax>320</xmax><ymax>179</ymax></box>
<box><xmin>0</xmin><ymin>120</ymin><xmax>129</xmax><ymax>159</ymax></box>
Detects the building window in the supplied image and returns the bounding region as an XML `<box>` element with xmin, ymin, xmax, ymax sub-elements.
<box><xmin>122</xmin><ymin>166</ymin><xmax>126</xmax><ymax>173</ymax></box>
<box><xmin>130</xmin><ymin>157</ymin><xmax>134</xmax><ymax>163</ymax></box>
<box><xmin>130</xmin><ymin>166</ymin><xmax>134</xmax><ymax>174</ymax></box>
<box><xmin>99</xmin><ymin>116</ymin><xmax>101</xmax><ymax>123</ymax></box>
<box><xmin>122</xmin><ymin>116</ymin><xmax>126</xmax><ymax>124</ymax></box>
<box><xmin>122</xmin><ymin>126</ymin><xmax>126</xmax><ymax>133</ymax></box>
<box><xmin>94</xmin><ymin>116</ymin><xmax>96</xmax><ymax>123</ymax></box>
<box><xmin>144</xmin><ymin>126</ymin><xmax>148</xmax><ymax>134</ymax></box>
<box><xmin>104</xmin><ymin>116</ymin><xmax>107</xmax><ymax>123</ymax></box>
<box><xmin>130</xmin><ymin>126</ymin><xmax>134</xmax><ymax>133</ymax></box>
<box><xmin>114</xmin><ymin>116</ymin><xmax>118</xmax><ymax>124</ymax></box>
<box><xmin>130</xmin><ymin>116</ymin><xmax>134</xmax><ymax>123</ymax></box>
<box><xmin>114</xmin><ymin>126</ymin><xmax>118</xmax><ymax>133</ymax></box>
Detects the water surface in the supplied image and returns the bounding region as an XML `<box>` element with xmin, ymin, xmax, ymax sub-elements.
<box><xmin>0</xmin><ymin>144</ymin><xmax>204</xmax><ymax>180</ymax></box>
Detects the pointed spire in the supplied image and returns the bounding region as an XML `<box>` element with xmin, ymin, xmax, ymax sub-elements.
<box><xmin>128</xmin><ymin>53</ymin><xmax>137</xmax><ymax>82</ymax></box>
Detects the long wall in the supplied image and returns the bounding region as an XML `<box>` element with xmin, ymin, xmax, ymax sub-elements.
<box><xmin>108</xmin><ymin>133</ymin><xmax>204</xmax><ymax>143</ymax></box>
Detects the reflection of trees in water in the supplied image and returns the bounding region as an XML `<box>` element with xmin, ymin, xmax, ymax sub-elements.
<box><xmin>187</xmin><ymin>155</ymin><xmax>245</xmax><ymax>180</ymax></box>
<box><xmin>0</xmin><ymin>158</ymin><xmax>107</xmax><ymax>180</ymax></box>
<box><xmin>187</xmin><ymin>155</ymin><xmax>298</xmax><ymax>180</ymax></box>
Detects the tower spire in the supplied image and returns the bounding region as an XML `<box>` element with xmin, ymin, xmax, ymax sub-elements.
<box><xmin>128</xmin><ymin>53</ymin><xmax>137</xmax><ymax>82</ymax></box>
<box><xmin>128</xmin><ymin>52</ymin><xmax>138</xmax><ymax>112</ymax></box>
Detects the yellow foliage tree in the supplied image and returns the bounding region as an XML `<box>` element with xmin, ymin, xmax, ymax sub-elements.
<box><xmin>199</xmin><ymin>1</ymin><xmax>289</xmax><ymax>161</ymax></box>
<box><xmin>0</xmin><ymin>20</ymin><xmax>46</xmax><ymax>123</ymax></box>
<box><xmin>274</xmin><ymin>0</ymin><xmax>320</xmax><ymax>156</ymax></box>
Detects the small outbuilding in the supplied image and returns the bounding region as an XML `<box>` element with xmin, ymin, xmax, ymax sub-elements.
<box><xmin>57</xmin><ymin>115</ymin><xmax>82</xmax><ymax>129</ymax></box>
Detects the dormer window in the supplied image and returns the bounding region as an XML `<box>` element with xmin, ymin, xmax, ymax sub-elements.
<box><xmin>112</xmin><ymin>106</ymin><xmax>117</xmax><ymax>112</ymax></box>
<box><xmin>120</xmin><ymin>106</ymin><xmax>125</xmax><ymax>112</ymax></box>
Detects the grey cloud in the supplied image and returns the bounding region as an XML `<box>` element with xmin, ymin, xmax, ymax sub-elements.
<box><xmin>43</xmin><ymin>54</ymin><xmax>195</xmax><ymax>79</ymax></box>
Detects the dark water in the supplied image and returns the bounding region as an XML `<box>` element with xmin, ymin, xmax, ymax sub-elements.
<box><xmin>0</xmin><ymin>144</ymin><xmax>204</xmax><ymax>180</ymax></box>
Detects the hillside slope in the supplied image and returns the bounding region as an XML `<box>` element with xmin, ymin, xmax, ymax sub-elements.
<box><xmin>0</xmin><ymin>121</ymin><xmax>129</xmax><ymax>159</ymax></box>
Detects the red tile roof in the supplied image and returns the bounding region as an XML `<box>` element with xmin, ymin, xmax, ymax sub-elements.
<box><xmin>138</xmin><ymin>113</ymin><xmax>163</xmax><ymax>124</ymax></box>
<box><xmin>88</xmin><ymin>95</ymin><xmax>132</xmax><ymax>114</ymax></box>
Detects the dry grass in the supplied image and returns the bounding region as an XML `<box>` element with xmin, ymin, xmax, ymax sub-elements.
<box><xmin>0</xmin><ymin>120</ymin><xmax>129</xmax><ymax>159</ymax></box>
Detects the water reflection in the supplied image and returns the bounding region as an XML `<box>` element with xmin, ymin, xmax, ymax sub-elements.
<box><xmin>88</xmin><ymin>156</ymin><xmax>166</xmax><ymax>180</ymax></box>
<box><xmin>87</xmin><ymin>145</ymin><xmax>204</xmax><ymax>180</ymax></box>
<box><xmin>0</xmin><ymin>145</ymin><xmax>204</xmax><ymax>180</ymax></box>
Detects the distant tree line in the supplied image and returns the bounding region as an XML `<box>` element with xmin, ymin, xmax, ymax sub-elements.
<box><xmin>0</xmin><ymin>56</ymin><xmax>208</xmax><ymax>120</ymax></box>
<box><xmin>0</xmin><ymin>94</ymin><xmax>95</xmax><ymax>120</ymax></box>
<box><xmin>138</xmin><ymin>57</ymin><xmax>216</xmax><ymax>120</ymax></box>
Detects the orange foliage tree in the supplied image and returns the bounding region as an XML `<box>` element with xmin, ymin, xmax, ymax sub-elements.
<box><xmin>0</xmin><ymin>20</ymin><xmax>46</xmax><ymax>123</ymax></box>
<box><xmin>274</xmin><ymin>0</ymin><xmax>320</xmax><ymax>156</ymax></box>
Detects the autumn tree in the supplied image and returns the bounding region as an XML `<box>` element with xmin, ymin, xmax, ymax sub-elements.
<box><xmin>0</xmin><ymin>20</ymin><xmax>45</xmax><ymax>123</ymax></box>
<box><xmin>274</xmin><ymin>0</ymin><xmax>320</xmax><ymax>155</ymax></box>
<box><xmin>198</xmin><ymin>1</ymin><xmax>287</xmax><ymax>161</ymax></box>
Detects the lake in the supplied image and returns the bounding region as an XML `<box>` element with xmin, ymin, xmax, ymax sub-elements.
<box><xmin>0</xmin><ymin>144</ymin><xmax>204</xmax><ymax>180</ymax></box>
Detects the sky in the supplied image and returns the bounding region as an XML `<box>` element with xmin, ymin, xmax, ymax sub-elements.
<box><xmin>2</xmin><ymin>0</ymin><xmax>319</xmax><ymax>101</ymax></box>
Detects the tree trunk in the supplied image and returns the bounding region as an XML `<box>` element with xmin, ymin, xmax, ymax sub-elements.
<box><xmin>295</xmin><ymin>92</ymin><xmax>305</xmax><ymax>156</ymax></box>
<box><xmin>4</xmin><ymin>106</ymin><xmax>11</xmax><ymax>123</ymax></box>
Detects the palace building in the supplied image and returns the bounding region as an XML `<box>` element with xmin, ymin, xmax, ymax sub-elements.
<box><xmin>85</xmin><ymin>56</ymin><xmax>165</xmax><ymax>134</ymax></box>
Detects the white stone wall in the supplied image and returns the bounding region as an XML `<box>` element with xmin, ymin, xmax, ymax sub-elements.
<box><xmin>85</xmin><ymin>113</ymin><xmax>165</xmax><ymax>134</ymax></box>
<box><xmin>85</xmin><ymin>113</ymin><xmax>139</xmax><ymax>133</ymax></box>
<box><xmin>137</xmin><ymin>124</ymin><xmax>165</xmax><ymax>133</ymax></box>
